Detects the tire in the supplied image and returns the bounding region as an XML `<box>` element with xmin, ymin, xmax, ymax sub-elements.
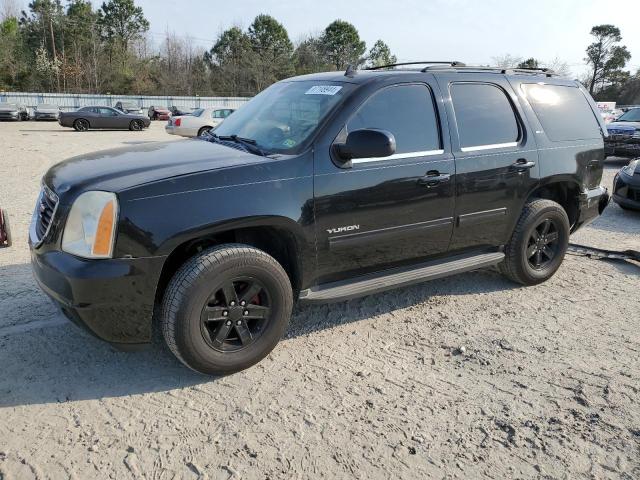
<box><xmin>160</xmin><ymin>244</ymin><xmax>293</xmax><ymax>375</ymax></box>
<box><xmin>73</xmin><ymin>119</ymin><xmax>89</xmax><ymax>132</ymax></box>
<box><xmin>0</xmin><ymin>209</ymin><xmax>11</xmax><ymax>248</ymax></box>
<box><xmin>129</xmin><ymin>120</ymin><xmax>144</xmax><ymax>131</ymax></box>
<box><xmin>198</xmin><ymin>126</ymin><xmax>212</xmax><ymax>137</ymax></box>
<box><xmin>499</xmin><ymin>199</ymin><xmax>570</xmax><ymax>286</ymax></box>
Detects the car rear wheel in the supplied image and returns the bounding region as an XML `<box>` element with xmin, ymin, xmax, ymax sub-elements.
<box><xmin>160</xmin><ymin>244</ymin><xmax>293</xmax><ymax>375</ymax></box>
<box><xmin>499</xmin><ymin>199</ymin><xmax>569</xmax><ymax>285</ymax></box>
<box><xmin>198</xmin><ymin>126</ymin><xmax>212</xmax><ymax>137</ymax></box>
<box><xmin>129</xmin><ymin>120</ymin><xmax>144</xmax><ymax>131</ymax></box>
<box><xmin>73</xmin><ymin>119</ymin><xmax>89</xmax><ymax>132</ymax></box>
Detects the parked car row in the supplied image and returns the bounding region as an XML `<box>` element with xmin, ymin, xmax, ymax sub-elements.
<box><xmin>0</xmin><ymin>101</ymin><xmax>234</xmax><ymax>122</ymax></box>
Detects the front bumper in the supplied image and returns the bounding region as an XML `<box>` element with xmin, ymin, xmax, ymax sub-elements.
<box><xmin>574</xmin><ymin>185</ymin><xmax>610</xmax><ymax>231</ymax></box>
<box><xmin>34</xmin><ymin>113</ymin><xmax>59</xmax><ymax>120</ymax></box>
<box><xmin>0</xmin><ymin>112</ymin><xmax>19</xmax><ymax>120</ymax></box>
<box><xmin>605</xmin><ymin>139</ymin><xmax>640</xmax><ymax>158</ymax></box>
<box><xmin>30</xmin><ymin>247</ymin><xmax>166</xmax><ymax>348</ymax></box>
<box><xmin>612</xmin><ymin>171</ymin><xmax>640</xmax><ymax>210</ymax></box>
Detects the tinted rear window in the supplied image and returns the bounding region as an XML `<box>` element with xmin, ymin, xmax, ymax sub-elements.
<box><xmin>450</xmin><ymin>83</ymin><xmax>519</xmax><ymax>149</ymax></box>
<box><xmin>522</xmin><ymin>84</ymin><xmax>601</xmax><ymax>141</ymax></box>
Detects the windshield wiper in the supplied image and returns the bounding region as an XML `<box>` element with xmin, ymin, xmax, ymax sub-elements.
<box><xmin>209</xmin><ymin>133</ymin><xmax>268</xmax><ymax>157</ymax></box>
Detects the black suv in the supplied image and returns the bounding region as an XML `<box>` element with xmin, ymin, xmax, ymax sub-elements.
<box><xmin>30</xmin><ymin>62</ymin><xmax>609</xmax><ymax>375</ymax></box>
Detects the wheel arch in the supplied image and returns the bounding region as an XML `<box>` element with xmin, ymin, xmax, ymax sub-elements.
<box><xmin>525</xmin><ymin>179</ymin><xmax>582</xmax><ymax>229</ymax></box>
<box><xmin>153</xmin><ymin>218</ymin><xmax>307</xmax><ymax>310</ymax></box>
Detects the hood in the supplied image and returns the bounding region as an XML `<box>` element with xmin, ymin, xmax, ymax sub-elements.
<box><xmin>35</xmin><ymin>107</ymin><xmax>59</xmax><ymax>113</ymax></box>
<box><xmin>0</xmin><ymin>105</ymin><xmax>18</xmax><ymax>112</ymax></box>
<box><xmin>44</xmin><ymin>139</ymin><xmax>263</xmax><ymax>199</ymax></box>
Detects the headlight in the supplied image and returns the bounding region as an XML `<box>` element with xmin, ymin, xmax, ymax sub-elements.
<box><xmin>622</xmin><ymin>159</ymin><xmax>639</xmax><ymax>177</ymax></box>
<box><xmin>62</xmin><ymin>191</ymin><xmax>118</xmax><ymax>258</ymax></box>
<box><xmin>633</xmin><ymin>129</ymin><xmax>640</xmax><ymax>139</ymax></box>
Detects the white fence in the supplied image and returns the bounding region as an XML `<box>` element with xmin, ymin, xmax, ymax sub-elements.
<box><xmin>0</xmin><ymin>92</ymin><xmax>251</xmax><ymax>111</ymax></box>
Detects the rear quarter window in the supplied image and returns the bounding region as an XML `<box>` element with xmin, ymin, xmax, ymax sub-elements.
<box><xmin>521</xmin><ymin>84</ymin><xmax>602</xmax><ymax>141</ymax></box>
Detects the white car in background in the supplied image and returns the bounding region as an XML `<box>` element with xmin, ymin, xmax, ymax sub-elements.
<box><xmin>165</xmin><ymin>107</ymin><xmax>235</xmax><ymax>137</ymax></box>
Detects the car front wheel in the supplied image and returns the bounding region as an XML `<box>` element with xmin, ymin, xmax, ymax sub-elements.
<box><xmin>160</xmin><ymin>245</ymin><xmax>293</xmax><ymax>375</ymax></box>
<box><xmin>499</xmin><ymin>199</ymin><xmax>570</xmax><ymax>285</ymax></box>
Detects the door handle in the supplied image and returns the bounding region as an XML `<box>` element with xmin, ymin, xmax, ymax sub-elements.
<box><xmin>511</xmin><ymin>158</ymin><xmax>536</xmax><ymax>170</ymax></box>
<box><xmin>418</xmin><ymin>171</ymin><xmax>451</xmax><ymax>187</ymax></box>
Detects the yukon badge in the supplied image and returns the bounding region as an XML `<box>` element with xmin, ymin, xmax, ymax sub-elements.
<box><xmin>327</xmin><ymin>225</ymin><xmax>360</xmax><ymax>234</ymax></box>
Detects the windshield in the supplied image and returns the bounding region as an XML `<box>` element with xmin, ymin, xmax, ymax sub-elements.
<box><xmin>213</xmin><ymin>80</ymin><xmax>353</xmax><ymax>154</ymax></box>
<box><xmin>38</xmin><ymin>104</ymin><xmax>57</xmax><ymax>109</ymax></box>
<box><xmin>617</xmin><ymin>109</ymin><xmax>640</xmax><ymax>122</ymax></box>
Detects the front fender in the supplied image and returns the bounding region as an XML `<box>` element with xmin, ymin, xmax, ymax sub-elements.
<box><xmin>113</xmin><ymin>152</ymin><xmax>315</xmax><ymax>275</ymax></box>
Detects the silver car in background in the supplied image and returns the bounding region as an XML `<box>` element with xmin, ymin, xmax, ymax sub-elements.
<box><xmin>0</xmin><ymin>103</ymin><xmax>28</xmax><ymax>121</ymax></box>
<box><xmin>165</xmin><ymin>108</ymin><xmax>235</xmax><ymax>137</ymax></box>
<box><xmin>32</xmin><ymin>103</ymin><xmax>61</xmax><ymax>120</ymax></box>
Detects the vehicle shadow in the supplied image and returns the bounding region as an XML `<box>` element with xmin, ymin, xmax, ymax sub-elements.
<box><xmin>0</xmin><ymin>262</ymin><xmax>517</xmax><ymax>407</ymax></box>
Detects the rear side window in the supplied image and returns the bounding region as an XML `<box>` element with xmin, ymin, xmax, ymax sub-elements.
<box><xmin>451</xmin><ymin>83</ymin><xmax>519</xmax><ymax>150</ymax></box>
<box><xmin>347</xmin><ymin>84</ymin><xmax>441</xmax><ymax>154</ymax></box>
<box><xmin>522</xmin><ymin>84</ymin><xmax>602</xmax><ymax>141</ymax></box>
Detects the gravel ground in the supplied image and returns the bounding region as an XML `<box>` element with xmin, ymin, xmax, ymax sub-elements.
<box><xmin>0</xmin><ymin>121</ymin><xmax>639</xmax><ymax>479</ymax></box>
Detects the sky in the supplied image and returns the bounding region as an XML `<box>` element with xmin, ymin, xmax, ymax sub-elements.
<box><xmin>12</xmin><ymin>0</ymin><xmax>640</xmax><ymax>76</ymax></box>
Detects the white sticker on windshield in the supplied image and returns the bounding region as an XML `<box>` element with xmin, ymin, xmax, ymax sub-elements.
<box><xmin>305</xmin><ymin>85</ymin><xmax>343</xmax><ymax>96</ymax></box>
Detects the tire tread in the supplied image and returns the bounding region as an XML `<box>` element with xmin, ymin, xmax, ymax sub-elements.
<box><xmin>499</xmin><ymin>199</ymin><xmax>569</xmax><ymax>285</ymax></box>
<box><xmin>160</xmin><ymin>244</ymin><xmax>291</xmax><ymax>373</ymax></box>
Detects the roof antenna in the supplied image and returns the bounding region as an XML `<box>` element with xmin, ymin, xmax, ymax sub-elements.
<box><xmin>344</xmin><ymin>64</ymin><xmax>357</xmax><ymax>77</ymax></box>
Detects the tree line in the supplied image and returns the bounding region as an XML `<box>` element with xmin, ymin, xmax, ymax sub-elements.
<box><xmin>0</xmin><ymin>1</ymin><xmax>638</xmax><ymax>104</ymax></box>
<box><xmin>493</xmin><ymin>25</ymin><xmax>639</xmax><ymax>104</ymax></box>
<box><xmin>0</xmin><ymin>0</ymin><xmax>396</xmax><ymax>96</ymax></box>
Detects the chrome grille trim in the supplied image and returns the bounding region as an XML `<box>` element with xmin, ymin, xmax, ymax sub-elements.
<box><xmin>33</xmin><ymin>185</ymin><xmax>59</xmax><ymax>247</ymax></box>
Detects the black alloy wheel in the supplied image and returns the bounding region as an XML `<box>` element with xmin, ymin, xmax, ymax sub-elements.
<box><xmin>499</xmin><ymin>199</ymin><xmax>569</xmax><ymax>285</ymax></box>
<box><xmin>526</xmin><ymin>218</ymin><xmax>560</xmax><ymax>270</ymax></box>
<box><xmin>200</xmin><ymin>277</ymin><xmax>271</xmax><ymax>352</ymax></box>
<box><xmin>130</xmin><ymin>120</ymin><xmax>143</xmax><ymax>131</ymax></box>
<box><xmin>161</xmin><ymin>245</ymin><xmax>293</xmax><ymax>375</ymax></box>
<box><xmin>73</xmin><ymin>119</ymin><xmax>89</xmax><ymax>131</ymax></box>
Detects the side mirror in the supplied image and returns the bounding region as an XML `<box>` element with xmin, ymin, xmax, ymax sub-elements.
<box><xmin>335</xmin><ymin>129</ymin><xmax>396</xmax><ymax>162</ymax></box>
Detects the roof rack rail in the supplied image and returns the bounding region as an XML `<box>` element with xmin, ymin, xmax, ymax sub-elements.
<box><xmin>504</xmin><ymin>67</ymin><xmax>557</xmax><ymax>77</ymax></box>
<box><xmin>420</xmin><ymin>64</ymin><xmax>558</xmax><ymax>77</ymax></box>
<box><xmin>365</xmin><ymin>61</ymin><xmax>466</xmax><ymax>71</ymax></box>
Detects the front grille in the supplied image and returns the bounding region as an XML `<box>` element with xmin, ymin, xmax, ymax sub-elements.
<box><xmin>35</xmin><ymin>186</ymin><xmax>59</xmax><ymax>242</ymax></box>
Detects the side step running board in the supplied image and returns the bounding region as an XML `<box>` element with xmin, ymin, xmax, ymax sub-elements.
<box><xmin>299</xmin><ymin>251</ymin><xmax>504</xmax><ymax>304</ymax></box>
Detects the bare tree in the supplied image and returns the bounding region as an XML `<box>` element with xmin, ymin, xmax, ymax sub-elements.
<box><xmin>492</xmin><ymin>54</ymin><xmax>523</xmax><ymax>69</ymax></box>
<box><xmin>542</xmin><ymin>57</ymin><xmax>571</xmax><ymax>77</ymax></box>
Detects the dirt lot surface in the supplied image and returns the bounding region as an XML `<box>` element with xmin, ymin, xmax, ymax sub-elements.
<box><xmin>0</xmin><ymin>121</ymin><xmax>639</xmax><ymax>479</ymax></box>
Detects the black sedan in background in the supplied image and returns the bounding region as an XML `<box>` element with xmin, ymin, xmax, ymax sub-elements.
<box><xmin>59</xmin><ymin>106</ymin><xmax>151</xmax><ymax>132</ymax></box>
<box><xmin>613</xmin><ymin>159</ymin><xmax>640</xmax><ymax>211</ymax></box>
